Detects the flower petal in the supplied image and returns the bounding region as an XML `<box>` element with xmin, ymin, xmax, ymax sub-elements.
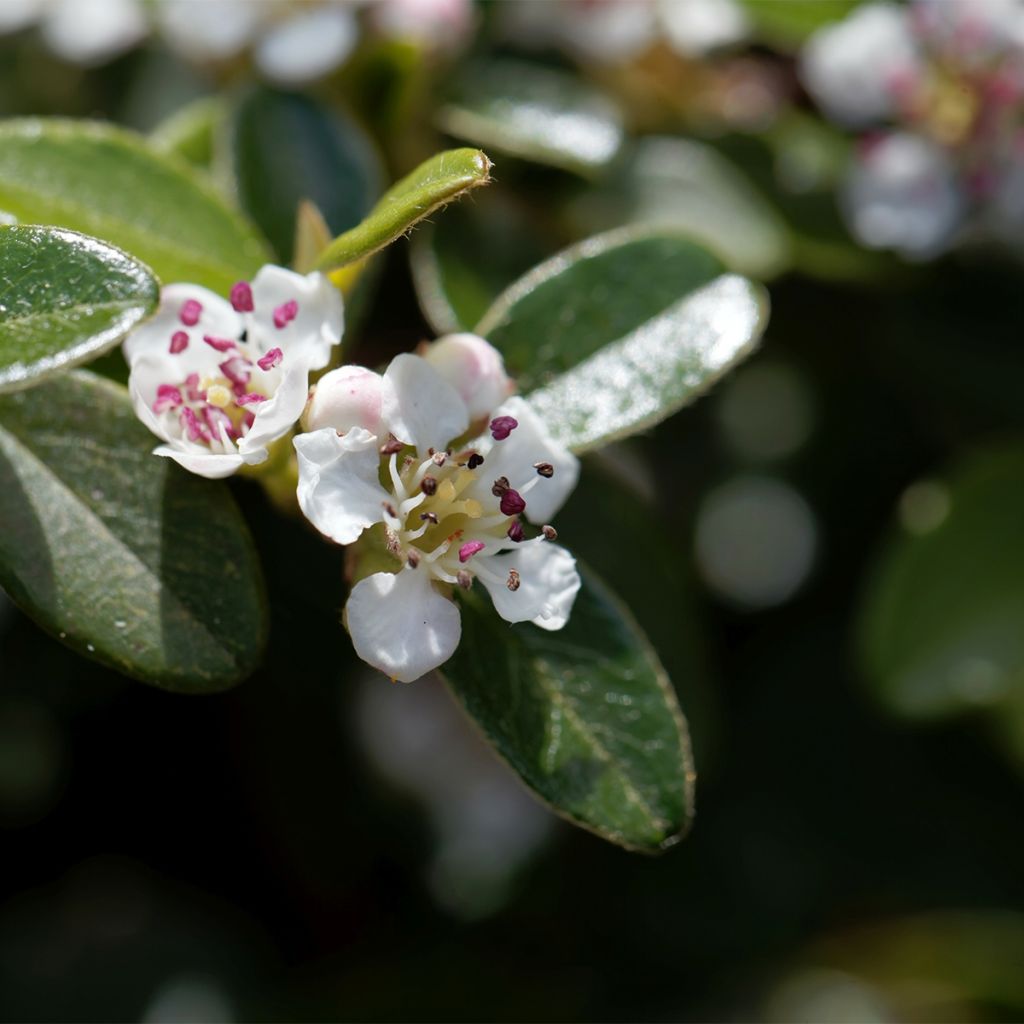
<box><xmin>248</xmin><ymin>265</ymin><xmax>343</xmax><ymax>369</ymax></box>
<box><xmin>381</xmin><ymin>353</ymin><xmax>470</xmax><ymax>454</ymax></box>
<box><xmin>294</xmin><ymin>427</ymin><xmax>390</xmax><ymax>545</ymax></box>
<box><xmin>347</xmin><ymin>568</ymin><xmax>462</xmax><ymax>683</ymax></box>
<box><xmin>465</xmin><ymin>397</ymin><xmax>579</xmax><ymax>524</ymax></box>
<box><xmin>123</xmin><ymin>283</ymin><xmax>241</xmax><ymax>366</ymax></box>
<box><xmin>152</xmin><ymin>444</ymin><xmax>245</xmax><ymax>480</ymax></box>
<box><xmin>478</xmin><ymin>543</ymin><xmax>580</xmax><ymax>630</ymax></box>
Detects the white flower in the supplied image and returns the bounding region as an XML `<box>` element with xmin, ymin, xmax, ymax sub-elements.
<box><xmin>421</xmin><ymin>332</ymin><xmax>514</xmax><ymax>422</ymax></box>
<box><xmin>0</xmin><ymin>0</ymin><xmax>147</xmax><ymax>65</ymax></box>
<box><xmin>370</xmin><ymin>0</ymin><xmax>476</xmax><ymax>52</ymax></box>
<box><xmin>658</xmin><ymin>0</ymin><xmax>749</xmax><ymax>58</ymax></box>
<box><xmin>842</xmin><ymin>132</ymin><xmax>964</xmax><ymax>257</ymax></box>
<box><xmin>801</xmin><ymin>2</ymin><xmax>921</xmax><ymax>127</ymax></box>
<box><xmin>294</xmin><ymin>351</ymin><xmax>581</xmax><ymax>683</ymax></box>
<box><xmin>124</xmin><ymin>265</ymin><xmax>343</xmax><ymax>479</ymax></box>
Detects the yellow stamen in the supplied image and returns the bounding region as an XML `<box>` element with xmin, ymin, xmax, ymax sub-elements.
<box><xmin>206</xmin><ymin>384</ymin><xmax>232</xmax><ymax>408</ymax></box>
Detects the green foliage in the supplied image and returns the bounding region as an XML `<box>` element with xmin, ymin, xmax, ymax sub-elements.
<box><xmin>571</xmin><ymin>136</ymin><xmax>793</xmax><ymax>280</ymax></box>
<box><xmin>313</xmin><ymin>147</ymin><xmax>491</xmax><ymax>270</ymax></box>
<box><xmin>740</xmin><ymin>0</ymin><xmax>860</xmax><ymax>44</ymax></box>
<box><xmin>438</xmin><ymin>59</ymin><xmax>624</xmax><ymax>174</ymax></box>
<box><xmin>859</xmin><ymin>445</ymin><xmax>1024</xmax><ymax>721</ymax></box>
<box><xmin>444</xmin><ymin>567</ymin><xmax>694</xmax><ymax>852</ymax></box>
<box><xmin>0</xmin><ymin>225</ymin><xmax>158</xmax><ymax>393</ymax></box>
<box><xmin>478</xmin><ymin>228</ymin><xmax>768</xmax><ymax>452</ymax></box>
<box><xmin>0</xmin><ymin>371</ymin><xmax>267</xmax><ymax>692</ymax></box>
<box><xmin>0</xmin><ymin>118</ymin><xmax>269</xmax><ymax>293</ymax></box>
<box><xmin>149</xmin><ymin>96</ymin><xmax>225</xmax><ymax>168</ymax></box>
<box><xmin>226</xmin><ymin>87</ymin><xmax>383</xmax><ymax>265</ymax></box>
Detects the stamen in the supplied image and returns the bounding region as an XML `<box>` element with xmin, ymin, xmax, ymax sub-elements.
<box><xmin>230</xmin><ymin>281</ymin><xmax>254</xmax><ymax>312</ymax></box>
<box><xmin>388</xmin><ymin>453</ymin><xmax>407</xmax><ymax>501</ymax></box>
<box><xmin>236</xmin><ymin>393</ymin><xmax>267</xmax><ymax>407</ymax></box>
<box><xmin>179</xmin><ymin>407</ymin><xmax>207</xmax><ymax>443</ymax></box>
<box><xmin>420</xmin><ymin>511</ymin><xmax>439</xmax><ymax>524</ymax></box>
<box><xmin>491</xmin><ymin>476</ymin><xmax>510</xmax><ymax>496</ymax></box>
<box><xmin>459</xmin><ymin>541</ymin><xmax>485</xmax><ymax>563</ymax></box>
<box><xmin>507</xmin><ymin>569</ymin><xmax>521</xmax><ymax>592</ymax></box>
<box><xmin>153</xmin><ymin>384</ymin><xmax>183</xmax><ymax>414</ymax></box>
<box><xmin>380</xmin><ymin>435</ymin><xmax>404</xmax><ymax>456</ymax></box>
<box><xmin>219</xmin><ymin>356</ymin><xmax>251</xmax><ymax>387</ymax></box>
<box><xmin>534</xmin><ymin>462</ymin><xmax>554</xmax><ymax>478</ymax></box>
<box><xmin>432</xmin><ymin>450</ymin><xmax>447</xmax><ymax>467</ymax></box>
<box><xmin>468</xmin><ymin>452</ymin><xmax>485</xmax><ymax>469</ymax></box>
<box><xmin>257</xmin><ymin>348</ymin><xmax>283</xmax><ymax>371</ymax></box>
<box><xmin>179</xmin><ymin>298</ymin><xmax>202</xmax><ymax>326</ymax></box>
<box><xmin>490</xmin><ymin>415</ymin><xmax>518</xmax><ymax>440</ymax></box>
<box><xmin>184</xmin><ymin>373</ymin><xmax>204</xmax><ymax>402</ymax></box>
<box><xmin>456</xmin><ymin>570</ymin><xmax>473</xmax><ymax>589</ymax></box>
<box><xmin>407</xmin><ymin>549</ymin><xmax>421</xmax><ymax>569</ymax></box>
<box><xmin>542</xmin><ymin>524</ymin><xmax>558</xmax><ymax>540</ymax></box>
<box><xmin>500</xmin><ymin>489</ymin><xmax>526</xmax><ymax>516</ymax></box>
<box><xmin>421</xmin><ymin>475</ymin><xmax>438</xmax><ymax>496</ymax></box>
<box><xmin>203</xmin><ymin>334</ymin><xmax>237</xmax><ymax>352</ymax></box>
<box><xmin>169</xmin><ymin>330</ymin><xmax>189</xmax><ymax>354</ymax></box>
<box><xmin>383</xmin><ymin>501</ymin><xmax>397</xmax><ymax>519</ymax></box>
<box><xmin>507</xmin><ymin>521</ymin><xmax>525</xmax><ymax>543</ymax></box>
<box><xmin>272</xmin><ymin>299</ymin><xmax>299</xmax><ymax>328</ymax></box>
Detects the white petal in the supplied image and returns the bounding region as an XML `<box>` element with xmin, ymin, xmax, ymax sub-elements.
<box><xmin>479</xmin><ymin>544</ymin><xmax>580</xmax><ymax>631</ymax></box>
<box><xmin>381</xmin><ymin>353</ymin><xmax>469</xmax><ymax>453</ymax></box>
<box><xmin>800</xmin><ymin>2</ymin><xmax>919</xmax><ymax>127</ymax></box>
<box><xmin>465</xmin><ymin>397</ymin><xmax>579</xmax><ymax>524</ymax></box>
<box><xmin>153</xmin><ymin>444</ymin><xmax>245</xmax><ymax>480</ymax></box>
<box><xmin>421</xmin><ymin>332</ymin><xmax>513</xmax><ymax>421</ymax></box>
<box><xmin>157</xmin><ymin>0</ymin><xmax>260</xmax><ymax>60</ymax></box>
<box><xmin>0</xmin><ymin>0</ymin><xmax>44</xmax><ymax>34</ymax></box>
<box><xmin>43</xmin><ymin>0</ymin><xmax>147</xmax><ymax>65</ymax></box>
<box><xmin>347</xmin><ymin>568</ymin><xmax>462</xmax><ymax>683</ymax></box>
<box><xmin>255</xmin><ymin>4</ymin><xmax>358</xmax><ymax>85</ymax></box>
<box><xmin>248</xmin><ymin>266</ymin><xmax>343</xmax><ymax>370</ymax></box>
<box><xmin>123</xmin><ymin>282</ymin><xmax>241</xmax><ymax>367</ymax></box>
<box><xmin>236</xmin><ymin>352</ymin><xmax>318</xmax><ymax>460</ymax></box>
<box><xmin>294</xmin><ymin>427</ymin><xmax>389</xmax><ymax>545</ymax></box>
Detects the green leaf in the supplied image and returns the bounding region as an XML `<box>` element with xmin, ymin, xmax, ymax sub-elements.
<box><xmin>0</xmin><ymin>225</ymin><xmax>158</xmax><ymax>394</ymax></box>
<box><xmin>443</xmin><ymin>566</ymin><xmax>694</xmax><ymax>852</ymax></box>
<box><xmin>150</xmin><ymin>96</ymin><xmax>225</xmax><ymax>168</ymax></box>
<box><xmin>0</xmin><ymin>118</ymin><xmax>270</xmax><ymax>294</ymax></box>
<box><xmin>0</xmin><ymin>371</ymin><xmax>267</xmax><ymax>692</ymax></box>
<box><xmin>226</xmin><ymin>87</ymin><xmax>383</xmax><ymax>266</ymax></box>
<box><xmin>571</xmin><ymin>137</ymin><xmax>793</xmax><ymax>279</ymax></box>
<box><xmin>859</xmin><ymin>445</ymin><xmax>1024</xmax><ymax>721</ymax></box>
<box><xmin>314</xmin><ymin>147</ymin><xmax>492</xmax><ymax>271</ymax></box>
<box><xmin>477</xmin><ymin>227</ymin><xmax>769</xmax><ymax>452</ymax></box>
<box><xmin>438</xmin><ymin>59</ymin><xmax>624</xmax><ymax>175</ymax></box>
<box><xmin>740</xmin><ymin>0</ymin><xmax>859</xmax><ymax>44</ymax></box>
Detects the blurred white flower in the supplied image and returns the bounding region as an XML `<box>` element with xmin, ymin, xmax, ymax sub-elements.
<box><xmin>800</xmin><ymin>2</ymin><xmax>920</xmax><ymax>127</ymax></box>
<box><xmin>254</xmin><ymin>3</ymin><xmax>359</xmax><ymax>85</ymax></box>
<box><xmin>0</xmin><ymin>0</ymin><xmax>146</xmax><ymax>65</ymax></box>
<box><xmin>658</xmin><ymin>0</ymin><xmax>749</xmax><ymax>58</ymax></box>
<box><xmin>124</xmin><ymin>267</ymin><xmax>343</xmax><ymax>479</ymax></box>
<box><xmin>370</xmin><ymin>0</ymin><xmax>475</xmax><ymax>51</ymax></box>
<box><xmin>295</xmin><ymin>350</ymin><xmax>580</xmax><ymax>682</ymax></box>
<box><xmin>844</xmin><ymin>132</ymin><xmax>964</xmax><ymax>257</ymax></box>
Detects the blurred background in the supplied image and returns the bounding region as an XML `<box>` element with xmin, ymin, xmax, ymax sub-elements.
<box><xmin>3</xmin><ymin>0</ymin><xmax>1024</xmax><ymax>1019</ymax></box>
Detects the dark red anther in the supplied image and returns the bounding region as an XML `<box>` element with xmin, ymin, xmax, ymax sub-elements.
<box><xmin>230</xmin><ymin>281</ymin><xmax>254</xmax><ymax>312</ymax></box>
<box><xmin>169</xmin><ymin>330</ymin><xmax>189</xmax><ymax>354</ymax></box>
<box><xmin>500</xmin><ymin>489</ymin><xmax>526</xmax><ymax>516</ymax></box>
<box><xmin>468</xmin><ymin>452</ymin><xmax>484</xmax><ymax>469</ymax></box>
<box><xmin>179</xmin><ymin>298</ymin><xmax>202</xmax><ymax>326</ymax></box>
<box><xmin>489</xmin><ymin>415</ymin><xmax>518</xmax><ymax>440</ymax></box>
<box><xmin>507</xmin><ymin>520</ymin><xmax>525</xmax><ymax>543</ymax></box>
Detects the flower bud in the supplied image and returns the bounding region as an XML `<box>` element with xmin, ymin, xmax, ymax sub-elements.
<box><xmin>303</xmin><ymin>365</ymin><xmax>384</xmax><ymax>436</ymax></box>
<box><xmin>422</xmin><ymin>332</ymin><xmax>512</xmax><ymax>421</ymax></box>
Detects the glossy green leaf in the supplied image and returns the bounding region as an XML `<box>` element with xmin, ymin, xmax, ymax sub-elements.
<box><xmin>443</xmin><ymin>567</ymin><xmax>694</xmax><ymax>851</ymax></box>
<box><xmin>859</xmin><ymin>445</ymin><xmax>1024</xmax><ymax>720</ymax></box>
<box><xmin>438</xmin><ymin>59</ymin><xmax>624</xmax><ymax>174</ymax></box>
<box><xmin>150</xmin><ymin>96</ymin><xmax>224</xmax><ymax>168</ymax></box>
<box><xmin>0</xmin><ymin>371</ymin><xmax>267</xmax><ymax>691</ymax></box>
<box><xmin>571</xmin><ymin>137</ymin><xmax>792</xmax><ymax>279</ymax></box>
<box><xmin>478</xmin><ymin>228</ymin><xmax>769</xmax><ymax>452</ymax></box>
<box><xmin>0</xmin><ymin>118</ymin><xmax>270</xmax><ymax>293</ymax></box>
<box><xmin>0</xmin><ymin>225</ymin><xmax>158</xmax><ymax>394</ymax></box>
<box><xmin>314</xmin><ymin>147</ymin><xmax>491</xmax><ymax>271</ymax></box>
<box><xmin>226</xmin><ymin>87</ymin><xmax>383</xmax><ymax>265</ymax></box>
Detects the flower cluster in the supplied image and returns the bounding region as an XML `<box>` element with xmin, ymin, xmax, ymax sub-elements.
<box><xmin>124</xmin><ymin>273</ymin><xmax>581</xmax><ymax>682</ymax></box>
<box><xmin>801</xmin><ymin>0</ymin><xmax>1024</xmax><ymax>257</ymax></box>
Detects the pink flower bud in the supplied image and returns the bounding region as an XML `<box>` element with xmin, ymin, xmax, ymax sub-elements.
<box><xmin>303</xmin><ymin>365</ymin><xmax>384</xmax><ymax>436</ymax></box>
<box><xmin>422</xmin><ymin>332</ymin><xmax>512</xmax><ymax>421</ymax></box>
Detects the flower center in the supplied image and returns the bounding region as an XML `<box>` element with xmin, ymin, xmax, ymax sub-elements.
<box><xmin>377</xmin><ymin>417</ymin><xmax>560</xmax><ymax>593</ymax></box>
